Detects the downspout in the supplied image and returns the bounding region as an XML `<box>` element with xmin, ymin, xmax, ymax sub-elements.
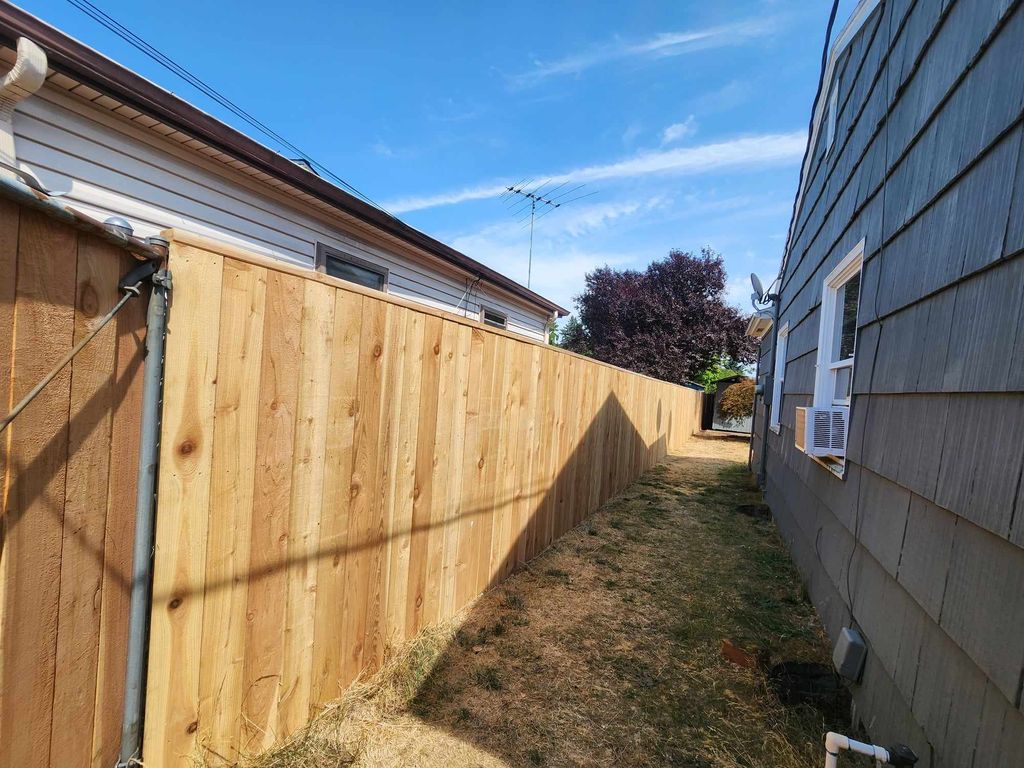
<box><xmin>748</xmin><ymin>346</ymin><xmax>763</xmax><ymax>472</ymax></box>
<box><xmin>0</xmin><ymin>36</ymin><xmax>46</xmax><ymax>178</ymax></box>
<box><xmin>116</xmin><ymin>254</ymin><xmax>171</xmax><ymax>768</ymax></box>
<box><xmin>756</xmin><ymin>297</ymin><xmax>780</xmax><ymax>487</ymax></box>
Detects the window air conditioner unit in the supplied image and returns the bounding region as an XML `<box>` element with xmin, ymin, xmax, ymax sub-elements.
<box><xmin>795</xmin><ymin>406</ymin><xmax>849</xmax><ymax>457</ymax></box>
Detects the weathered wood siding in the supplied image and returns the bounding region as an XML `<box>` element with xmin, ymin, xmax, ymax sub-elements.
<box><xmin>0</xmin><ymin>201</ymin><xmax>149</xmax><ymax>767</ymax></box>
<box><xmin>757</xmin><ymin>1</ymin><xmax>1024</xmax><ymax>764</ymax></box>
<box><xmin>142</xmin><ymin>231</ymin><xmax>701</xmax><ymax>766</ymax></box>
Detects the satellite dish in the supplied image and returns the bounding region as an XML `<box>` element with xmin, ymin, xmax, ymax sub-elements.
<box><xmin>750</xmin><ymin>273</ymin><xmax>765</xmax><ymax>301</ymax></box>
<box><xmin>751</xmin><ymin>292</ymin><xmax>761</xmax><ymax>308</ymax></box>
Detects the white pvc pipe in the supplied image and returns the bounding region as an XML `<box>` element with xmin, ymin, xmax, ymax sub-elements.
<box><xmin>824</xmin><ymin>732</ymin><xmax>890</xmax><ymax>768</ymax></box>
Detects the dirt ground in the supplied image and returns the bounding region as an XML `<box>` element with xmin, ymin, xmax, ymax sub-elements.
<box><xmin>249</xmin><ymin>436</ymin><xmax>842</xmax><ymax>768</ymax></box>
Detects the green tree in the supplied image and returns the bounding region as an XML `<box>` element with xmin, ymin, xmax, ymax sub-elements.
<box><xmin>557</xmin><ymin>315</ymin><xmax>591</xmax><ymax>356</ymax></box>
<box><xmin>694</xmin><ymin>354</ymin><xmax>746</xmax><ymax>392</ymax></box>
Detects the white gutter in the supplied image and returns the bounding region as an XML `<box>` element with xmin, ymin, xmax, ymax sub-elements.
<box><xmin>0</xmin><ymin>36</ymin><xmax>46</xmax><ymax>177</ymax></box>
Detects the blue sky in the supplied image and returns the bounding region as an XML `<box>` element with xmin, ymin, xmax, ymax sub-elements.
<box><xmin>19</xmin><ymin>0</ymin><xmax>858</xmax><ymax>318</ymax></box>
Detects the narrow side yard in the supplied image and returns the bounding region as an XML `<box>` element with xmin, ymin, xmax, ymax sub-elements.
<box><xmin>250</xmin><ymin>436</ymin><xmax>844</xmax><ymax>768</ymax></box>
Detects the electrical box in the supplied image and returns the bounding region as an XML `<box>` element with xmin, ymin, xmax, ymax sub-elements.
<box><xmin>833</xmin><ymin>627</ymin><xmax>866</xmax><ymax>681</ymax></box>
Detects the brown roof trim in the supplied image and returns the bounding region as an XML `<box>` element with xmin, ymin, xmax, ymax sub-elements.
<box><xmin>0</xmin><ymin>2</ymin><xmax>568</xmax><ymax>316</ymax></box>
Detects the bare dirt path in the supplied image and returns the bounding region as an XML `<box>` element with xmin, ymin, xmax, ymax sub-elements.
<box><xmin>251</xmin><ymin>436</ymin><xmax>839</xmax><ymax>768</ymax></box>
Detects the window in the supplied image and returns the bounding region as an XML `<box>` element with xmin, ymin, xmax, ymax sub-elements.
<box><xmin>814</xmin><ymin>239</ymin><xmax>863</xmax><ymax>410</ymax></box>
<box><xmin>315</xmin><ymin>243</ymin><xmax>388</xmax><ymax>291</ymax></box>
<box><xmin>825</xmin><ymin>84</ymin><xmax>838</xmax><ymax>153</ymax></box>
<box><xmin>480</xmin><ymin>307</ymin><xmax>507</xmax><ymax>329</ymax></box>
<box><xmin>770</xmin><ymin>323</ymin><xmax>789</xmax><ymax>433</ymax></box>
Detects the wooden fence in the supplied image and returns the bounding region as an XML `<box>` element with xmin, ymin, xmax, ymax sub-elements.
<box><xmin>0</xmin><ymin>200</ymin><xmax>149</xmax><ymax>768</ymax></box>
<box><xmin>143</xmin><ymin>230</ymin><xmax>702</xmax><ymax>765</ymax></box>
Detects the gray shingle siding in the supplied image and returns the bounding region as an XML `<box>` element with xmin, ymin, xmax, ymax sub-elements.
<box><xmin>755</xmin><ymin>0</ymin><xmax>1024</xmax><ymax>762</ymax></box>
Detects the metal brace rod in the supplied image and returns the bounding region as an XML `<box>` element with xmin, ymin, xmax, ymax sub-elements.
<box><xmin>0</xmin><ymin>260</ymin><xmax>158</xmax><ymax>433</ymax></box>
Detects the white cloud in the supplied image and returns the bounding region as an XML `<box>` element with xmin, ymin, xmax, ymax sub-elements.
<box><xmin>384</xmin><ymin>131</ymin><xmax>806</xmax><ymax>213</ymax></box>
<box><xmin>510</xmin><ymin>18</ymin><xmax>777</xmax><ymax>87</ymax></box>
<box><xmin>726</xmin><ymin>275</ymin><xmax>757</xmax><ymax>310</ymax></box>
<box><xmin>661</xmin><ymin>115</ymin><xmax>698</xmax><ymax>145</ymax></box>
<box><xmin>621</xmin><ymin>122</ymin><xmax>643</xmax><ymax>146</ymax></box>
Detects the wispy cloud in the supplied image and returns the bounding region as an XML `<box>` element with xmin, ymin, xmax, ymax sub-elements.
<box><xmin>459</xmin><ymin>197</ymin><xmax>670</xmax><ymax>244</ymax></box>
<box><xmin>661</xmin><ymin>115</ymin><xmax>698</xmax><ymax>145</ymax></box>
<box><xmin>384</xmin><ymin>131</ymin><xmax>806</xmax><ymax>213</ymax></box>
<box><xmin>510</xmin><ymin>18</ymin><xmax>777</xmax><ymax>88</ymax></box>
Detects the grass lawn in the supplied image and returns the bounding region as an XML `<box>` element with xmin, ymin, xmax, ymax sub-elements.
<box><xmin>247</xmin><ymin>436</ymin><xmax>845</xmax><ymax>768</ymax></box>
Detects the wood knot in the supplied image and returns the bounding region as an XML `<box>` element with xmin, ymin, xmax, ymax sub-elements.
<box><xmin>270</xmin><ymin>399</ymin><xmax>279</xmax><ymax>411</ymax></box>
<box><xmin>433</xmin><ymin>343</ymin><xmax>441</xmax><ymax>355</ymax></box>
<box><xmin>412</xmin><ymin>485</ymin><xmax>421</xmax><ymax>501</ymax></box>
<box><xmin>186</xmin><ymin>720</ymin><xmax>198</xmax><ymax>734</ymax></box>
<box><xmin>350</xmin><ymin>482</ymin><xmax>361</xmax><ymax>500</ymax></box>
<box><xmin>415</xmin><ymin>595</ymin><xmax>423</xmax><ymax>608</ymax></box>
<box><xmin>168</xmin><ymin>596</ymin><xmax>183</xmax><ymax>610</ymax></box>
<box><xmin>373</xmin><ymin>343</ymin><xmax>383</xmax><ymax>358</ymax></box>
<box><xmin>178</xmin><ymin>439</ymin><xmax>195</xmax><ymax>456</ymax></box>
<box><xmin>477</xmin><ymin>457</ymin><xmax>486</xmax><ymax>469</ymax></box>
<box><xmin>79</xmin><ymin>283</ymin><xmax>99</xmax><ymax>318</ymax></box>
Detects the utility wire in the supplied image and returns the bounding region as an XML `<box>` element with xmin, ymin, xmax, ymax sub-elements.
<box><xmin>64</xmin><ymin>0</ymin><xmax>390</xmax><ymax>214</ymax></box>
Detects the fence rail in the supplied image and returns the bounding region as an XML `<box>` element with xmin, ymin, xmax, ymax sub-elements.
<box><xmin>143</xmin><ymin>231</ymin><xmax>702</xmax><ymax>765</ymax></box>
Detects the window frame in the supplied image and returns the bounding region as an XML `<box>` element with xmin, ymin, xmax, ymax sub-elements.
<box><xmin>813</xmin><ymin>238</ymin><xmax>864</xmax><ymax>411</ymax></box>
<box><xmin>825</xmin><ymin>83</ymin><xmax>838</xmax><ymax>154</ymax></box>
<box><xmin>769</xmin><ymin>322</ymin><xmax>789</xmax><ymax>434</ymax></box>
<box><xmin>479</xmin><ymin>305</ymin><xmax>508</xmax><ymax>329</ymax></box>
<box><xmin>314</xmin><ymin>242</ymin><xmax>389</xmax><ymax>292</ymax></box>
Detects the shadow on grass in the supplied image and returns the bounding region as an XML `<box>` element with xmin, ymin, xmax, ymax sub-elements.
<box><xmin>332</xmin><ymin>444</ymin><xmax>849</xmax><ymax>767</ymax></box>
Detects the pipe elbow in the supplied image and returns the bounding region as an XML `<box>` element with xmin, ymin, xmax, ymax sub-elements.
<box><xmin>825</xmin><ymin>732</ymin><xmax>847</xmax><ymax>753</ymax></box>
<box><xmin>1</xmin><ymin>37</ymin><xmax>47</xmax><ymax>100</ymax></box>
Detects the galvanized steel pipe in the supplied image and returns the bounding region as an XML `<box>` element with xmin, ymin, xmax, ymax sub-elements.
<box><xmin>116</xmin><ymin>267</ymin><xmax>171</xmax><ymax>768</ymax></box>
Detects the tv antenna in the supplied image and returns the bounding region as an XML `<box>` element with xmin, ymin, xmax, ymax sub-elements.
<box><xmin>500</xmin><ymin>180</ymin><xmax>597</xmax><ymax>288</ymax></box>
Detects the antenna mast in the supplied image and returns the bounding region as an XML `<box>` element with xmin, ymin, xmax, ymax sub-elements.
<box><xmin>501</xmin><ymin>181</ymin><xmax>595</xmax><ymax>288</ymax></box>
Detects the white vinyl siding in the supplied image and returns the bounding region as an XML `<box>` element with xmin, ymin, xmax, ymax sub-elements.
<box><xmin>11</xmin><ymin>83</ymin><xmax>551</xmax><ymax>340</ymax></box>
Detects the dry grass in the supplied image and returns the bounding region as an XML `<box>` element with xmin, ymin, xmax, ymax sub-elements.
<box><xmin>244</xmin><ymin>437</ymin><xmax>842</xmax><ymax>768</ymax></box>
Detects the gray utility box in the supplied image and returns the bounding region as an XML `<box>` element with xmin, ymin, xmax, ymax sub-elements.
<box><xmin>833</xmin><ymin>627</ymin><xmax>867</xmax><ymax>682</ymax></box>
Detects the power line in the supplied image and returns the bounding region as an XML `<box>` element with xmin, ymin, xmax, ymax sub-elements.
<box><xmin>64</xmin><ymin>0</ymin><xmax>390</xmax><ymax>213</ymax></box>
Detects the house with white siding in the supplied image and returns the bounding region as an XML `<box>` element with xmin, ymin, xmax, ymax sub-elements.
<box><xmin>0</xmin><ymin>3</ymin><xmax>566</xmax><ymax>340</ymax></box>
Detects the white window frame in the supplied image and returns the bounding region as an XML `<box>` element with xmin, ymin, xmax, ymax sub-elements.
<box><xmin>825</xmin><ymin>84</ymin><xmax>838</xmax><ymax>153</ymax></box>
<box><xmin>770</xmin><ymin>322</ymin><xmax>789</xmax><ymax>434</ymax></box>
<box><xmin>813</xmin><ymin>238</ymin><xmax>864</xmax><ymax>410</ymax></box>
<box><xmin>479</xmin><ymin>305</ymin><xmax>508</xmax><ymax>329</ymax></box>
